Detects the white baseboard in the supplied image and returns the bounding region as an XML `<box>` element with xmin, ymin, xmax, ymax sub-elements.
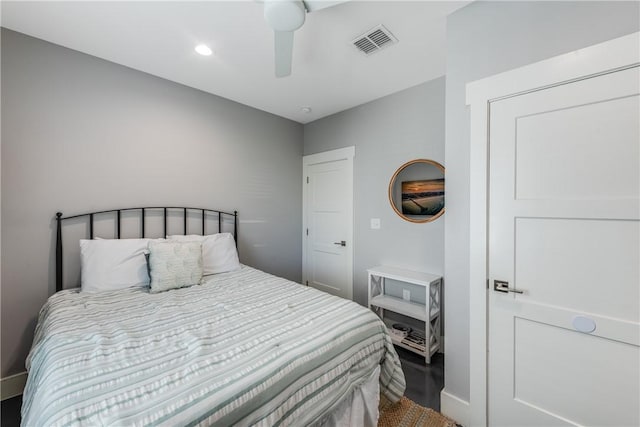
<box><xmin>441</xmin><ymin>389</ymin><xmax>470</xmax><ymax>426</ymax></box>
<box><xmin>1</xmin><ymin>372</ymin><xmax>27</xmax><ymax>400</ymax></box>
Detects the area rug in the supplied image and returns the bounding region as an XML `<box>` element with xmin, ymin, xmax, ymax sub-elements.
<box><xmin>378</xmin><ymin>395</ymin><xmax>457</xmax><ymax>427</ymax></box>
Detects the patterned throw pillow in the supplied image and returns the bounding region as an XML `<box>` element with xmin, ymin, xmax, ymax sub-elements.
<box><xmin>148</xmin><ymin>241</ymin><xmax>203</xmax><ymax>293</ymax></box>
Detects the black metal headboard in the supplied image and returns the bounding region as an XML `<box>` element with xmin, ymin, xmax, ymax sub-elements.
<box><xmin>55</xmin><ymin>207</ymin><xmax>238</xmax><ymax>292</ymax></box>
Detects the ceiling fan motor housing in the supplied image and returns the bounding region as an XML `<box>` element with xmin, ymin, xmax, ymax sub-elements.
<box><xmin>264</xmin><ymin>0</ymin><xmax>306</xmax><ymax>32</ymax></box>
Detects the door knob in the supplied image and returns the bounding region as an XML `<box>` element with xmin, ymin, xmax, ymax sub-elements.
<box><xmin>493</xmin><ymin>280</ymin><xmax>524</xmax><ymax>294</ymax></box>
<box><xmin>333</xmin><ymin>240</ymin><xmax>346</xmax><ymax>247</ymax></box>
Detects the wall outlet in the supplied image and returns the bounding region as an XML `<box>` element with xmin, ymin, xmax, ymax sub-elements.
<box><xmin>370</xmin><ymin>218</ymin><xmax>381</xmax><ymax>229</ymax></box>
<box><xmin>402</xmin><ymin>289</ymin><xmax>410</xmax><ymax>301</ymax></box>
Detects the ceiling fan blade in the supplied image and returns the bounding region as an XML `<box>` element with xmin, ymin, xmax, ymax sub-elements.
<box><xmin>302</xmin><ymin>0</ymin><xmax>349</xmax><ymax>13</ymax></box>
<box><xmin>274</xmin><ymin>30</ymin><xmax>294</xmax><ymax>78</ymax></box>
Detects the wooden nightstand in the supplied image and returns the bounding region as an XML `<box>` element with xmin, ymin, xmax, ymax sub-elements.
<box><xmin>367</xmin><ymin>265</ymin><xmax>442</xmax><ymax>363</ymax></box>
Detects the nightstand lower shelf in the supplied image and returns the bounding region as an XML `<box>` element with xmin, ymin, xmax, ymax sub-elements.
<box><xmin>383</xmin><ymin>320</ymin><xmax>440</xmax><ymax>359</ymax></box>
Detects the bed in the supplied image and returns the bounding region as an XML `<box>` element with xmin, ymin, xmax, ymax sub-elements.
<box><xmin>21</xmin><ymin>207</ymin><xmax>405</xmax><ymax>426</ymax></box>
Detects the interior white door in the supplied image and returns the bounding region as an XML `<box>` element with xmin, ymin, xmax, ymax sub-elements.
<box><xmin>488</xmin><ymin>66</ymin><xmax>640</xmax><ymax>426</ymax></box>
<box><xmin>303</xmin><ymin>147</ymin><xmax>354</xmax><ymax>299</ymax></box>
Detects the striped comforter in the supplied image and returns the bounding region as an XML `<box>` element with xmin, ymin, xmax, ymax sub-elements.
<box><xmin>22</xmin><ymin>266</ymin><xmax>405</xmax><ymax>426</ymax></box>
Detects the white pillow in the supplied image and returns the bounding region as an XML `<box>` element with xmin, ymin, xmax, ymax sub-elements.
<box><xmin>80</xmin><ymin>238</ymin><xmax>157</xmax><ymax>292</ymax></box>
<box><xmin>148</xmin><ymin>241</ymin><xmax>203</xmax><ymax>293</ymax></box>
<box><xmin>167</xmin><ymin>233</ymin><xmax>240</xmax><ymax>275</ymax></box>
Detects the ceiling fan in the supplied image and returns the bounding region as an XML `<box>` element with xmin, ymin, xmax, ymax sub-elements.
<box><xmin>262</xmin><ymin>0</ymin><xmax>349</xmax><ymax>78</ymax></box>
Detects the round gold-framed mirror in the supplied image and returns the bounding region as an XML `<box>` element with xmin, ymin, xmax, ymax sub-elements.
<box><xmin>388</xmin><ymin>159</ymin><xmax>445</xmax><ymax>223</ymax></box>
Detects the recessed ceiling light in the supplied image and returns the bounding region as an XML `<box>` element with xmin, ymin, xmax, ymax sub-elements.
<box><xmin>195</xmin><ymin>44</ymin><xmax>213</xmax><ymax>56</ymax></box>
<box><xmin>301</xmin><ymin>107</ymin><xmax>312</xmax><ymax>114</ymax></box>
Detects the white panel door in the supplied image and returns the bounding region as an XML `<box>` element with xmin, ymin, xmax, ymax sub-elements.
<box><xmin>488</xmin><ymin>66</ymin><xmax>640</xmax><ymax>426</ymax></box>
<box><xmin>303</xmin><ymin>148</ymin><xmax>353</xmax><ymax>299</ymax></box>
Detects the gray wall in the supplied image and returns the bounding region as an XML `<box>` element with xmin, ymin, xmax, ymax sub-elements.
<box><xmin>304</xmin><ymin>77</ymin><xmax>446</xmax><ymax>306</ymax></box>
<box><xmin>1</xmin><ymin>29</ymin><xmax>303</xmax><ymax>377</ymax></box>
<box><xmin>443</xmin><ymin>1</ymin><xmax>640</xmax><ymax>402</ymax></box>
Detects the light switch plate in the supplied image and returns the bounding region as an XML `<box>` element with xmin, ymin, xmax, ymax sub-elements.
<box><xmin>370</xmin><ymin>218</ymin><xmax>381</xmax><ymax>229</ymax></box>
<box><xmin>402</xmin><ymin>289</ymin><xmax>410</xmax><ymax>301</ymax></box>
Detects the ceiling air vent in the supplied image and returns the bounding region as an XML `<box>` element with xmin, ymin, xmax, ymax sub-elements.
<box><xmin>352</xmin><ymin>25</ymin><xmax>398</xmax><ymax>56</ymax></box>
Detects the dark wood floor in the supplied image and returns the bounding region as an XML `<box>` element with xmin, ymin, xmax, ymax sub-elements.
<box><xmin>0</xmin><ymin>349</ymin><xmax>444</xmax><ymax>425</ymax></box>
<box><xmin>1</xmin><ymin>394</ymin><xmax>21</xmax><ymax>427</ymax></box>
<box><xmin>396</xmin><ymin>347</ymin><xmax>445</xmax><ymax>411</ymax></box>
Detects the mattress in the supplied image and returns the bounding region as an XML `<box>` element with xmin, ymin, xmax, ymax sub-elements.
<box><xmin>22</xmin><ymin>265</ymin><xmax>405</xmax><ymax>426</ymax></box>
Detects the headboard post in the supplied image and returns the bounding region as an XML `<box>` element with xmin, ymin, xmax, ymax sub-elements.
<box><xmin>56</xmin><ymin>212</ymin><xmax>63</xmax><ymax>292</ymax></box>
<box><xmin>234</xmin><ymin>211</ymin><xmax>238</xmax><ymax>249</ymax></box>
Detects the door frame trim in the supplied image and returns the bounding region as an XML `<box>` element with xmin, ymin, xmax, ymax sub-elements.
<box><xmin>465</xmin><ymin>32</ymin><xmax>639</xmax><ymax>427</ymax></box>
<box><xmin>302</xmin><ymin>146</ymin><xmax>355</xmax><ymax>300</ymax></box>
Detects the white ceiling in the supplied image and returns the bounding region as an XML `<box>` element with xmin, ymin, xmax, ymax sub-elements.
<box><xmin>1</xmin><ymin>1</ymin><xmax>469</xmax><ymax>123</ymax></box>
